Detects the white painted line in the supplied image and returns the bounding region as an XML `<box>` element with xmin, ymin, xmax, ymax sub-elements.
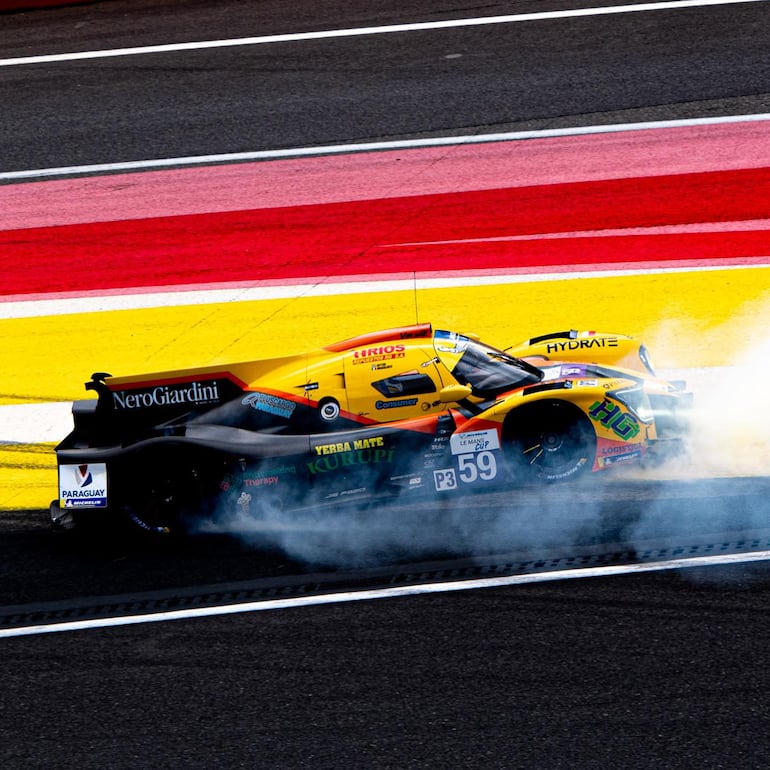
<box><xmin>2</xmin><ymin>261</ymin><xmax>768</xmax><ymax>320</ymax></box>
<box><xmin>0</xmin><ymin>0</ymin><xmax>763</xmax><ymax>68</ymax></box>
<box><xmin>2</xmin><ymin>114</ymin><xmax>769</xmax><ymax>182</ymax></box>
<box><xmin>3</xmin><ymin>549</ymin><xmax>770</xmax><ymax>638</ymax></box>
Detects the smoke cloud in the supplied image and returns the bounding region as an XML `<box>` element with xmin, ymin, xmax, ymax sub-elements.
<box><xmin>627</xmin><ymin>305</ymin><xmax>770</xmax><ymax>559</ymax></box>
<box><xmin>196</xmin><ymin>305</ymin><xmax>770</xmax><ymax>570</ymax></box>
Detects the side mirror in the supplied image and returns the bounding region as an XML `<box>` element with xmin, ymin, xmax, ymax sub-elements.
<box><xmin>439</xmin><ymin>384</ymin><xmax>472</xmax><ymax>403</ymax></box>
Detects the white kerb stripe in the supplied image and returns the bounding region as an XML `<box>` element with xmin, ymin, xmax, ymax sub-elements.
<box><xmin>2</xmin><ymin>114</ymin><xmax>769</xmax><ymax>182</ymax></box>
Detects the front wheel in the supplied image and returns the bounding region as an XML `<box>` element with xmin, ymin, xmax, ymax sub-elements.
<box><xmin>504</xmin><ymin>401</ymin><xmax>595</xmax><ymax>483</ymax></box>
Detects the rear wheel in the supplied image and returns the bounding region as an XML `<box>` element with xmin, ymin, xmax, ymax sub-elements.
<box><xmin>120</xmin><ymin>473</ymin><xmax>186</xmax><ymax>535</ymax></box>
<box><xmin>504</xmin><ymin>401</ymin><xmax>595</xmax><ymax>483</ymax></box>
<box><xmin>112</xmin><ymin>449</ymin><xmax>223</xmax><ymax>536</ymax></box>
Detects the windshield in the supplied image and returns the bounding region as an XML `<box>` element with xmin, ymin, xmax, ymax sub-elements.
<box><xmin>446</xmin><ymin>338</ymin><xmax>542</xmax><ymax>396</ymax></box>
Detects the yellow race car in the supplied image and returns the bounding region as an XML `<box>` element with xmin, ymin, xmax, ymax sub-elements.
<box><xmin>52</xmin><ymin>323</ymin><xmax>691</xmax><ymax>535</ymax></box>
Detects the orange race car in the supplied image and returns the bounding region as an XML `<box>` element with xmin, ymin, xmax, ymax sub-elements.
<box><xmin>52</xmin><ymin>323</ymin><xmax>691</xmax><ymax>535</ymax></box>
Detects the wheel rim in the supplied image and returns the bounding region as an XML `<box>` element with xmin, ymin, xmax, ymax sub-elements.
<box><xmin>509</xmin><ymin>405</ymin><xmax>594</xmax><ymax>482</ymax></box>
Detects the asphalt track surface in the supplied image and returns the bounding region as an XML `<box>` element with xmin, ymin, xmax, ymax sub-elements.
<box><xmin>2</xmin><ymin>0</ymin><xmax>770</xmax><ymax>169</ymax></box>
<box><xmin>3</xmin><ymin>1</ymin><xmax>770</xmax><ymax>768</ymax></box>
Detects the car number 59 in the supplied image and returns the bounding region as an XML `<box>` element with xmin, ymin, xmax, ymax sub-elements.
<box><xmin>457</xmin><ymin>451</ymin><xmax>497</xmax><ymax>483</ymax></box>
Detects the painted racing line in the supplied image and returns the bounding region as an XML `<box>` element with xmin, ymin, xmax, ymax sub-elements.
<box><xmin>1</xmin><ymin>116</ymin><xmax>769</xmax><ymax>512</ymax></box>
<box><xmin>0</xmin><ymin>0</ymin><xmax>764</xmax><ymax>69</ymax></box>
<box><xmin>3</xmin><ymin>549</ymin><xmax>770</xmax><ymax>638</ymax></box>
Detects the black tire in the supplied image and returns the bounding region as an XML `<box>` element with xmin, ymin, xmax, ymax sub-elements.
<box><xmin>504</xmin><ymin>401</ymin><xmax>595</xmax><ymax>483</ymax></box>
<box><xmin>112</xmin><ymin>448</ymin><xmax>223</xmax><ymax>536</ymax></box>
<box><xmin>117</xmin><ymin>467</ymin><xmax>192</xmax><ymax>536</ymax></box>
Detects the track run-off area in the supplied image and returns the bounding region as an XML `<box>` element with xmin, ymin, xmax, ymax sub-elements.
<box><xmin>2</xmin><ymin>115</ymin><xmax>770</xmax><ymax>517</ymax></box>
<box><xmin>4</xmin><ymin>4</ymin><xmax>770</xmax><ymax>764</ymax></box>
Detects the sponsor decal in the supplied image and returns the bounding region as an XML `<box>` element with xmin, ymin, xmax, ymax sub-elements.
<box><xmin>450</xmin><ymin>428</ymin><xmax>500</xmax><ymax>455</ymax></box>
<box><xmin>589</xmin><ymin>399</ymin><xmax>640</xmax><ymax>439</ymax></box>
<box><xmin>542</xmin><ymin>364</ymin><xmax>589</xmax><ymax>382</ymax></box>
<box><xmin>352</xmin><ymin>344</ymin><xmax>406</xmax><ymax>365</ymax></box>
<box><xmin>314</xmin><ymin>436</ymin><xmax>385</xmax><ymax>456</ymax></box>
<box><xmin>601</xmin><ymin>444</ymin><xmax>639</xmax><ymax>456</ymax></box>
<box><xmin>242</xmin><ymin>392</ymin><xmax>296</xmax><ymax>419</ymax></box>
<box><xmin>219</xmin><ymin>464</ymin><xmax>296</xmax><ymax>492</ymax></box>
<box><xmin>339</xmin><ymin>487</ymin><xmax>367</xmax><ymax>497</ymax></box>
<box><xmin>236</xmin><ymin>491</ymin><xmax>252</xmax><ymax>514</ymax></box>
<box><xmin>560</xmin><ymin>364</ymin><xmax>588</xmax><ymax>377</ymax></box>
<box><xmin>244</xmin><ymin>476</ymin><xmax>278</xmax><ymax>487</ymax></box>
<box><xmin>600</xmin><ymin>448</ymin><xmax>642</xmax><ymax>467</ymax></box>
<box><xmin>59</xmin><ymin>463</ymin><xmax>108</xmax><ymax>508</ymax></box>
<box><xmin>260</xmin><ymin>463</ymin><xmax>297</xmax><ymax>476</ymax></box>
<box><xmin>391</xmin><ymin>473</ymin><xmax>424</xmax><ymax>487</ymax></box>
<box><xmin>324</xmin><ymin>487</ymin><xmax>368</xmax><ymax>500</ymax></box>
<box><xmin>545</xmin><ymin>338</ymin><xmax>618</xmax><ymax>354</ymax></box>
<box><xmin>306</xmin><ymin>447</ymin><xmax>395</xmax><ymax>475</ymax></box>
<box><xmin>376</xmin><ymin>398</ymin><xmax>418</xmax><ymax>410</ymax></box>
<box><xmin>113</xmin><ymin>380</ymin><xmax>220</xmax><ymax>410</ymax></box>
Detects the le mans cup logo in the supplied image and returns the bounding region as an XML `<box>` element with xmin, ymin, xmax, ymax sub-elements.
<box><xmin>59</xmin><ymin>463</ymin><xmax>108</xmax><ymax>508</ymax></box>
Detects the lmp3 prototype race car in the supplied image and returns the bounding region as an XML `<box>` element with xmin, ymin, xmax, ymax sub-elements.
<box><xmin>52</xmin><ymin>323</ymin><xmax>691</xmax><ymax>535</ymax></box>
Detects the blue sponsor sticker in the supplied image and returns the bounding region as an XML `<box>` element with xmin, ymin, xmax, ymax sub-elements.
<box><xmin>242</xmin><ymin>392</ymin><xmax>296</xmax><ymax>419</ymax></box>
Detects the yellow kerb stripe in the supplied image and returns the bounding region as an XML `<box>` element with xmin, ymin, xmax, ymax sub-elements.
<box><xmin>2</xmin><ymin>268</ymin><xmax>768</xmax><ymax>510</ymax></box>
<box><xmin>1</xmin><ymin>268</ymin><xmax>768</xmax><ymax>405</ymax></box>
